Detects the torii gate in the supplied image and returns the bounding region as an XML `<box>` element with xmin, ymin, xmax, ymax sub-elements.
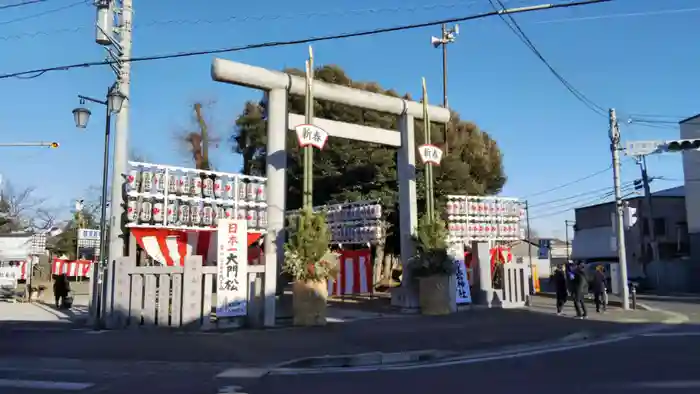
<box><xmin>211</xmin><ymin>58</ymin><xmax>450</xmax><ymax>325</ymax></box>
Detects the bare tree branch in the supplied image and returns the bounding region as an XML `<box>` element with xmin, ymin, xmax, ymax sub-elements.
<box><xmin>0</xmin><ymin>181</ymin><xmax>53</xmax><ymax>233</ymax></box>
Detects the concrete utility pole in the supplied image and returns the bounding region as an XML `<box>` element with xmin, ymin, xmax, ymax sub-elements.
<box><xmin>638</xmin><ymin>156</ymin><xmax>659</xmax><ymax>262</ymax></box>
<box><xmin>609</xmin><ymin>108</ymin><xmax>630</xmax><ymax>310</ymax></box>
<box><xmin>107</xmin><ymin>0</ymin><xmax>133</xmax><ymax>275</ymax></box>
<box><xmin>564</xmin><ymin>220</ymin><xmax>573</xmax><ymax>261</ymax></box>
<box><xmin>524</xmin><ymin>200</ymin><xmax>534</xmax><ymax>292</ymax></box>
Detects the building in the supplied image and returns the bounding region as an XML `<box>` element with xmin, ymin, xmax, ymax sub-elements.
<box><xmin>508</xmin><ymin>238</ymin><xmax>569</xmax><ymax>280</ymax></box>
<box><xmin>679</xmin><ymin>114</ymin><xmax>700</xmax><ymax>291</ymax></box>
<box><xmin>571</xmin><ymin>186</ymin><xmax>689</xmax><ymax>292</ymax></box>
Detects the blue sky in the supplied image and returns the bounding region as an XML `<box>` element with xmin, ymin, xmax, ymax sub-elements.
<box><xmin>0</xmin><ymin>0</ymin><xmax>698</xmax><ymax>239</ymax></box>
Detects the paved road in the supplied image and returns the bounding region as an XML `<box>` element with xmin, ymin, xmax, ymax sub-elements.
<box><xmin>238</xmin><ymin>325</ymin><xmax>700</xmax><ymax>394</ymax></box>
<box><xmin>2</xmin><ymin>325</ymin><xmax>699</xmax><ymax>393</ymax></box>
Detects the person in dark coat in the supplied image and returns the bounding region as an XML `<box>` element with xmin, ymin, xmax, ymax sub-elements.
<box><xmin>592</xmin><ymin>265</ymin><xmax>607</xmax><ymax>313</ymax></box>
<box><xmin>571</xmin><ymin>263</ymin><xmax>588</xmax><ymax>319</ymax></box>
<box><xmin>53</xmin><ymin>274</ymin><xmax>70</xmax><ymax>308</ymax></box>
<box><xmin>550</xmin><ymin>264</ymin><xmax>568</xmax><ymax>315</ymax></box>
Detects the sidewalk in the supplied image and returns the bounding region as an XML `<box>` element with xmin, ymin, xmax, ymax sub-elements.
<box><xmin>0</xmin><ymin>296</ymin><xmax>89</xmax><ymax>327</ymax></box>
<box><xmin>1</xmin><ymin>302</ymin><xmax>679</xmax><ymax>366</ymax></box>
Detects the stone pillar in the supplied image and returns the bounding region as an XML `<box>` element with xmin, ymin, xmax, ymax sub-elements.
<box><xmin>263</xmin><ymin>88</ymin><xmax>287</xmax><ymax>326</ymax></box>
<box><xmin>471</xmin><ymin>241</ymin><xmax>494</xmax><ymax>307</ymax></box>
<box><xmin>393</xmin><ymin>113</ymin><xmax>419</xmax><ymax>309</ymax></box>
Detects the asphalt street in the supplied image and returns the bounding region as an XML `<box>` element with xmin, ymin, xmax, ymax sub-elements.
<box><xmin>0</xmin><ymin>325</ymin><xmax>698</xmax><ymax>393</ymax></box>
<box><xmin>245</xmin><ymin>325</ymin><xmax>700</xmax><ymax>394</ymax></box>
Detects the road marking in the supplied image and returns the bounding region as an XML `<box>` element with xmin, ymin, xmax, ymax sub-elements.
<box><xmin>218</xmin><ymin>385</ymin><xmax>247</xmax><ymax>394</ymax></box>
<box><xmin>0</xmin><ymin>379</ymin><xmax>93</xmax><ymax>390</ymax></box>
<box><xmin>270</xmin><ymin>334</ymin><xmax>634</xmax><ymax>375</ymax></box>
<box><xmin>216</xmin><ymin>368</ymin><xmax>269</xmax><ymax>378</ymax></box>
<box><xmin>629</xmin><ymin>380</ymin><xmax>700</xmax><ymax>388</ymax></box>
<box><xmin>641</xmin><ymin>331</ymin><xmax>700</xmax><ymax>337</ymax></box>
<box><xmin>0</xmin><ymin>367</ymin><xmax>87</xmax><ymax>375</ymax></box>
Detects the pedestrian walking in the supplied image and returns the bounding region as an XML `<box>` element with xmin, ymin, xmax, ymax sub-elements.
<box><xmin>52</xmin><ymin>274</ymin><xmax>70</xmax><ymax>309</ymax></box>
<box><xmin>592</xmin><ymin>265</ymin><xmax>607</xmax><ymax>313</ymax></box>
<box><xmin>551</xmin><ymin>264</ymin><xmax>568</xmax><ymax>315</ymax></box>
<box><xmin>571</xmin><ymin>263</ymin><xmax>588</xmax><ymax>319</ymax></box>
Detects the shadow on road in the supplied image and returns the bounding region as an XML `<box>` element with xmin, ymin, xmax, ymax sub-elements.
<box><xmin>0</xmin><ymin>302</ymin><xmax>677</xmax><ymax>366</ymax></box>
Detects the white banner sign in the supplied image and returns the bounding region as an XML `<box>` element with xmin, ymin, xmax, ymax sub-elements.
<box><xmin>216</xmin><ymin>219</ymin><xmax>248</xmax><ymax>317</ymax></box>
<box><xmin>448</xmin><ymin>243</ymin><xmax>471</xmax><ymax>304</ymax></box>
<box><xmin>78</xmin><ymin>229</ymin><xmax>101</xmax><ymax>241</ymax></box>
<box><xmin>0</xmin><ymin>266</ymin><xmax>18</xmax><ymax>290</ymax></box>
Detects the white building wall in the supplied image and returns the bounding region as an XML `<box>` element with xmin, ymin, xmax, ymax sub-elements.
<box><xmin>680</xmin><ymin>118</ymin><xmax>700</xmax><ymax>232</ymax></box>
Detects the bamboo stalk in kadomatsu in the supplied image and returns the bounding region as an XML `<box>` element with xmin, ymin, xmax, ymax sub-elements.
<box><xmin>303</xmin><ymin>47</ymin><xmax>315</xmax><ymax>209</ymax></box>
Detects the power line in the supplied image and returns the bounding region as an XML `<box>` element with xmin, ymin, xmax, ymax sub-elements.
<box><xmin>529</xmin><ymin>182</ymin><xmax>634</xmax><ymax>215</ymax></box>
<box><xmin>529</xmin><ymin>184</ymin><xmax>637</xmax><ymax>220</ymax></box>
<box><xmin>535</xmin><ymin>6</ymin><xmax>700</xmax><ymax>24</ymax></box>
<box><xmin>0</xmin><ymin>0</ymin><xmax>46</xmax><ymax>11</ymax></box>
<box><xmin>522</xmin><ymin>165</ymin><xmax>612</xmax><ymax>199</ymax></box>
<box><xmin>487</xmin><ymin>0</ymin><xmax>607</xmax><ymax>117</ymax></box>
<box><xmin>0</xmin><ymin>0</ymin><xmax>612</xmax><ymax>80</ymax></box>
<box><xmin>0</xmin><ymin>0</ymin><xmax>491</xmax><ymax>41</ymax></box>
<box><xmin>528</xmin><ymin>183</ymin><xmax>627</xmax><ymax>208</ymax></box>
<box><xmin>0</xmin><ymin>0</ymin><xmax>86</xmax><ymax>26</ymax></box>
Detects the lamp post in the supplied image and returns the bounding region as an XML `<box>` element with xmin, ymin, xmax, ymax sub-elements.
<box><xmin>431</xmin><ymin>24</ymin><xmax>458</xmax><ymax>154</ymax></box>
<box><xmin>72</xmin><ymin>84</ymin><xmax>126</xmax><ymax>329</ymax></box>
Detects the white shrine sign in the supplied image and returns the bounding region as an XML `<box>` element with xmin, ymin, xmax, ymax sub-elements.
<box><xmin>295</xmin><ymin>124</ymin><xmax>329</xmax><ymax>150</ymax></box>
<box><xmin>418</xmin><ymin>144</ymin><xmax>443</xmax><ymax>165</ymax></box>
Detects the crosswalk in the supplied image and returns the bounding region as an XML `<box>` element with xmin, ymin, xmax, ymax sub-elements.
<box><xmin>0</xmin><ymin>358</ymin><xmax>99</xmax><ymax>393</ymax></box>
<box><xmin>0</xmin><ymin>357</ymin><xmax>255</xmax><ymax>393</ymax></box>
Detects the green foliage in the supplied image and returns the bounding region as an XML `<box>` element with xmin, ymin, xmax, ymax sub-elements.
<box><xmin>230</xmin><ymin>65</ymin><xmax>507</xmax><ymax>253</ymax></box>
<box><xmin>48</xmin><ymin>209</ymin><xmax>100</xmax><ymax>259</ymax></box>
<box><xmin>407</xmin><ymin>214</ymin><xmax>456</xmax><ymax>278</ymax></box>
<box><xmin>283</xmin><ymin>208</ymin><xmax>338</xmax><ymax>282</ymax></box>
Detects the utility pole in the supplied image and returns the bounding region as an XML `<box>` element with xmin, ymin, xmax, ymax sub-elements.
<box><xmin>96</xmin><ymin>0</ymin><xmax>133</xmax><ymax>323</ymax></box>
<box><xmin>564</xmin><ymin>220</ymin><xmax>573</xmax><ymax>261</ymax></box>
<box><xmin>609</xmin><ymin>108</ymin><xmax>630</xmax><ymax>310</ymax></box>
<box><xmin>525</xmin><ymin>200</ymin><xmax>534</xmax><ymax>292</ymax></box>
<box><xmin>638</xmin><ymin>156</ymin><xmax>659</xmax><ymax>262</ymax></box>
<box><xmin>109</xmin><ymin>0</ymin><xmax>133</xmax><ymax>256</ymax></box>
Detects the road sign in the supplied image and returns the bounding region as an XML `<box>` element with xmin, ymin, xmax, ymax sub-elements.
<box><xmin>624</xmin><ymin>140</ymin><xmax>663</xmax><ymax>156</ymax></box>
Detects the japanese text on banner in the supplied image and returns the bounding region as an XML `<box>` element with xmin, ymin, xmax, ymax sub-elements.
<box><xmin>216</xmin><ymin>219</ymin><xmax>248</xmax><ymax>317</ymax></box>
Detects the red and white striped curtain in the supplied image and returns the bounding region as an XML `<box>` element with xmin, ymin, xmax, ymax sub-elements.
<box><xmin>328</xmin><ymin>249</ymin><xmax>373</xmax><ymax>296</ymax></box>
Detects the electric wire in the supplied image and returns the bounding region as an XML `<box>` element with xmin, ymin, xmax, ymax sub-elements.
<box><xmin>0</xmin><ymin>0</ymin><xmax>87</xmax><ymax>26</ymax></box>
<box><xmin>487</xmin><ymin>0</ymin><xmax>607</xmax><ymax>117</ymax></box>
<box><xmin>0</xmin><ymin>0</ymin><xmax>46</xmax><ymax>11</ymax></box>
<box><xmin>0</xmin><ymin>0</ymin><xmax>611</xmax><ymax>80</ymax></box>
<box><xmin>529</xmin><ymin>183</ymin><xmax>634</xmax><ymax>215</ymax></box>
<box><xmin>534</xmin><ymin>6</ymin><xmax>700</xmax><ymax>24</ymax></box>
<box><xmin>0</xmin><ymin>0</ymin><xmax>490</xmax><ymax>41</ymax></box>
<box><xmin>522</xmin><ymin>165</ymin><xmax>613</xmax><ymax>199</ymax></box>
<box><xmin>529</xmin><ymin>183</ymin><xmax>637</xmax><ymax>220</ymax></box>
<box><xmin>527</xmin><ymin>182</ymin><xmax>632</xmax><ymax>208</ymax></box>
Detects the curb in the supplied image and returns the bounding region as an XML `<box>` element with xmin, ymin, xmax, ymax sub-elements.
<box><xmin>535</xmin><ymin>293</ymin><xmax>653</xmax><ymax>311</ymax></box>
<box><xmin>217</xmin><ymin>307</ymin><xmax>693</xmax><ymax>378</ymax></box>
<box><xmin>214</xmin><ymin>329</ymin><xmax>616</xmax><ymax>378</ymax></box>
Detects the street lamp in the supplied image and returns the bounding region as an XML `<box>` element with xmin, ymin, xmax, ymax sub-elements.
<box><xmin>430</xmin><ymin>24</ymin><xmax>459</xmax><ymax>154</ymax></box>
<box><xmin>72</xmin><ymin>83</ymin><xmax>126</xmax><ymax>329</ymax></box>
